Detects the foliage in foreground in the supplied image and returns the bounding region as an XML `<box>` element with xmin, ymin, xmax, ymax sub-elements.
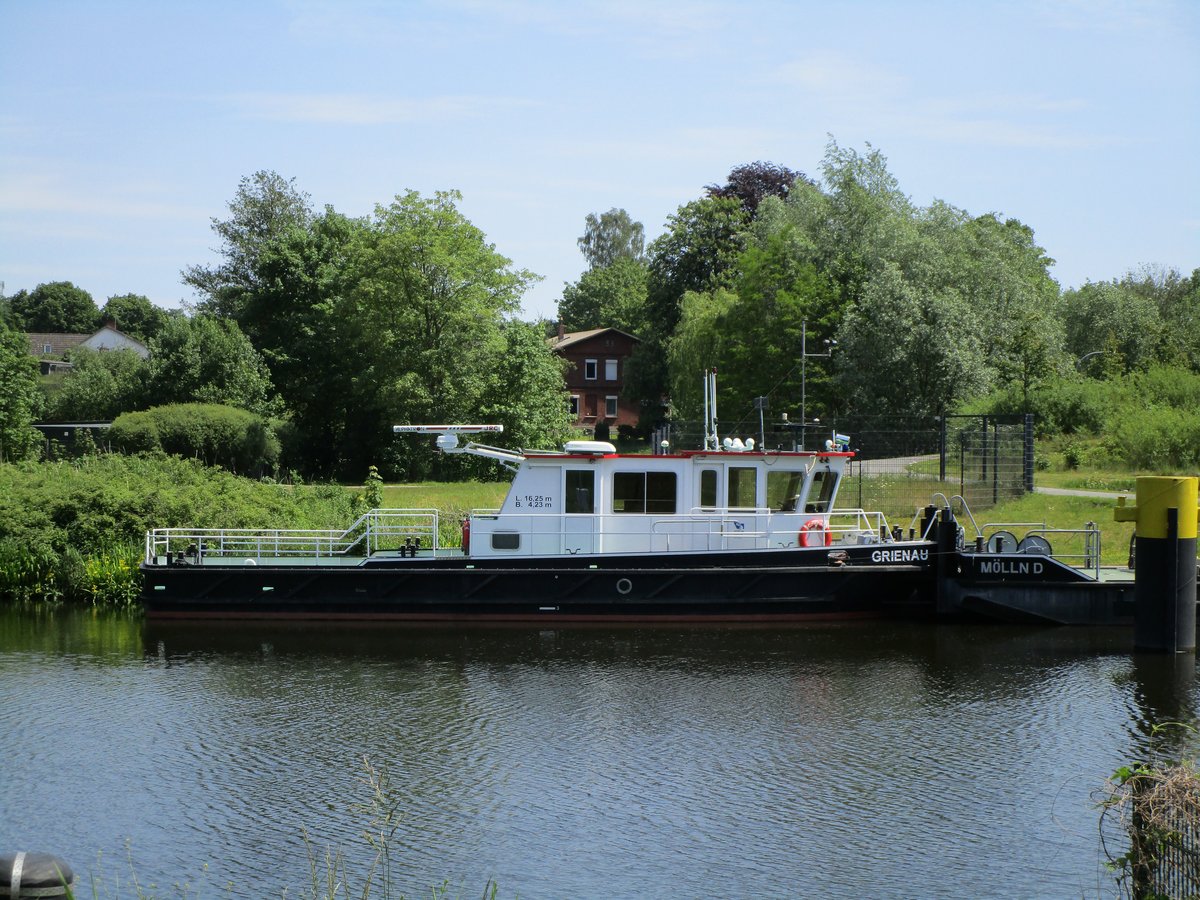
<box><xmin>0</xmin><ymin>453</ymin><xmax>357</xmax><ymax>606</ymax></box>
<box><xmin>1101</xmin><ymin>724</ymin><xmax>1200</xmax><ymax>899</ymax></box>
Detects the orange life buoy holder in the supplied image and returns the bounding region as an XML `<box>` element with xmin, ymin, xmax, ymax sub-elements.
<box><xmin>799</xmin><ymin>518</ymin><xmax>832</xmax><ymax>548</ymax></box>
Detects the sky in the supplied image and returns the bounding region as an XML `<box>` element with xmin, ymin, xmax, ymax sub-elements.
<box><xmin>1</xmin><ymin>0</ymin><xmax>1197</xmax><ymax>322</ymax></box>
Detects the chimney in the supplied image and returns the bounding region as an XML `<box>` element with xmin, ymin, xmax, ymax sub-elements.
<box><xmin>557</xmin><ymin>322</ymin><xmax>565</xmax><ymax>341</ymax></box>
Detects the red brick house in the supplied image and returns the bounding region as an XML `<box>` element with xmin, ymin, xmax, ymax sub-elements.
<box><xmin>549</xmin><ymin>326</ymin><xmax>641</xmax><ymax>432</ymax></box>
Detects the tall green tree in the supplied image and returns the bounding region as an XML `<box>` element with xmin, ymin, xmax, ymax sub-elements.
<box><xmin>836</xmin><ymin>263</ymin><xmax>988</xmax><ymax>416</ymax></box>
<box><xmin>0</xmin><ymin>327</ymin><xmax>43</xmax><ymax>461</ymax></box>
<box><xmin>100</xmin><ymin>293</ymin><xmax>170</xmax><ymax>342</ymax></box>
<box><xmin>629</xmin><ymin>196</ymin><xmax>749</xmax><ymax>425</ymax></box>
<box><xmin>235</xmin><ymin>209</ymin><xmax>370</xmax><ymax>476</ymax></box>
<box><xmin>1059</xmin><ymin>281</ymin><xmax>1163</xmax><ymax>374</ymax></box>
<box><xmin>9</xmin><ymin>282</ymin><xmax>100</xmax><ymax>333</ymax></box>
<box><xmin>479</xmin><ymin>320</ymin><xmax>574</xmax><ymax>451</ymax></box>
<box><xmin>145</xmin><ymin>315</ymin><xmax>279</xmax><ymax>416</ymax></box>
<box><xmin>183</xmin><ymin>170</ymin><xmax>313</xmax><ymax>319</ymax></box>
<box><xmin>354</xmin><ymin>190</ymin><xmax>540</xmax><ymax>477</ymax></box>
<box><xmin>558</xmin><ymin>257</ymin><xmax>649</xmax><ymax>335</ymax></box>
<box><xmin>577</xmin><ymin>208</ymin><xmax>645</xmax><ymax>269</ymax></box>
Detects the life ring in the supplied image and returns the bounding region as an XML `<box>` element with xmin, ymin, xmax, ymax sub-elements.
<box><xmin>799</xmin><ymin>518</ymin><xmax>832</xmax><ymax>547</ymax></box>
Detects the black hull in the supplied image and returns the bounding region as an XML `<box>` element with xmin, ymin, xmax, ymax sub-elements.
<box><xmin>141</xmin><ymin>545</ymin><xmax>937</xmax><ymax>622</ymax></box>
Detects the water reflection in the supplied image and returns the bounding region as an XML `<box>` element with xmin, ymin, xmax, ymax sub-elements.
<box><xmin>1</xmin><ymin>609</ymin><xmax>1197</xmax><ymax>899</ymax></box>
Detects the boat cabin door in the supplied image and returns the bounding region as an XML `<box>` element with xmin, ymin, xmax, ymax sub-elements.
<box><xmin>562</xmin><ymin>468</ymin><xmax>597</xmax><ymax>554</ymax></box>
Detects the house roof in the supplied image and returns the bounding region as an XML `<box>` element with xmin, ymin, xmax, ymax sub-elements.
<box><xmin>27</xmin><ymin>333</ymin><xmax>90</xmax><ymax>356</ymax></box>
<box><xmin>549</xmin><ymin>327</ymin><xmax>641</xmax><ymax>351</ymax></box>
<box><xmin>26</xmin><ymin>325</ymin><xmax>149</xmax><ymax>358</ymax></box>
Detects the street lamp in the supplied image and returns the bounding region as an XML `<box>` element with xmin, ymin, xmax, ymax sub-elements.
<box><xmin>1075</xmin><ymin>350</ymin><xmax>1107</xmax><ymax>372</ymax></box>
<box><xmin>800</xmin><ymin>320</ymin><xmax>835</xmax><ymax>451</ymax></box>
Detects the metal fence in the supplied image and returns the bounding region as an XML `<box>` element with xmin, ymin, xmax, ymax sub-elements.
<box><xmin>654</xmin><ymin>414</ymin><xmax>1034</xmax><ymax>523</ymax></box>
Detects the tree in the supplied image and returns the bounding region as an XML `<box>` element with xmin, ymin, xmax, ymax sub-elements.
<box><xmin>478</xmin><ymin>320</ymin><xmax>574</xmax><ymax>451</ymax></box>
<box><xmin>1059</xmin><ymin>281</ymin><xmax>1163</xmax><ymax>374</ymax></box>
<box><xmin>352</xmin><ymin>190</ymin><xmax>540</xmax><ymax>478</ymax></box>
<box><xmin>836</xmin><ymin>263</ymin><xmax>988</xmax><ymax>416</ymax></box>
<box><xmin>100</xmin><ymin>293</ymin><xmax>170</xmax><ymax>342</ymax></box>
<box><xmin>558</xmin><ymin>257</ymin><xmax>649</xmax><ymax>335</ymax></box>
<box><xmin>0</xmin><ymin>327</ymin><xmax>43</xmax><ymax>462</ymax></box>
<box><xmin>183</xmin><ymin>170</ymin><xmax>313</xmax><ymax>319</ymax></box>
<box><xmin>145</xmin><ymin>315</ymin><xmax>279</xmax><ymax>416</ymax></box>
<box><xmin>9</xmin><ymin>282</ymin><xmax>100</xmax><ymax>333</ymax></box>
<box><xmin>47</xmin><ymin>348</ymin><xmax>148</xmax><ymax>421</ymax></box>
<box><xmin>706</xmin><ymin>161</ymin><xmax>811</xmax><ymax>218</ymax></box>
<box><xmin>577</xmin><ymin>208</ymin><xmax>645</xmax><ymax>269</ymax></box>
<box><xmin>234</xmin><ymin>208</ymin><xmax>371</xmax><ymax>477</ymax></box>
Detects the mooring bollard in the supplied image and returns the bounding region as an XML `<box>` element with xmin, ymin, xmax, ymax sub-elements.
<box><xmin>0</xmin><ymin>852</ymin><xmax>76</xmax><ymax>898</ymax></box>
<box><xmin>1115</xmin><ymin>476</ymin><xmax>1199</xmax><ymax>652</ymax></box>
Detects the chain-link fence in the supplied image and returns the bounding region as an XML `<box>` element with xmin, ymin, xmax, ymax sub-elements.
<box><xmin>654</xmin><ymin>414</ymin><xmax>1034</xmax><ymax>523</ymax></box>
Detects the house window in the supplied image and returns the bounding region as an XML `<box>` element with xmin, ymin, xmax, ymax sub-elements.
<box><xmin>569</xmin><ymin>395</ymin><xmax>580</xmax><ymax>417</ymax></box>
<box><xmin>605</xmin><ymin>359</ymin><xmax>618</xmax><ymax>381</ymax></box>
<box><xmin>605</xmin><ymin>395</ymin><xmax>618</xmax><ymax>418</ymax></box>
<box><xmin>43</xmin><ymin>343</ymin><xmax>52</xmax><ymax>354</ymax></box>
<box><xmin>585</xmin><ymin>394</ymin><xmax>598</xmax><ymax>418</ymax></box>
<box><xmin>584</xmin><ymin>359</ymin><xmax>598</xmax><ymax>380</ymax></box>
<box><xmin>612</xmin><ymin>472</ymin><xmax>677</xmax><ymax>514</ymax></box>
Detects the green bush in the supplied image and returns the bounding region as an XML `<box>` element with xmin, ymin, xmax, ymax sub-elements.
<box><xmin>0</xmin><ymin>454</ymin><xmax>360</xmax><ymax>606</ymax></box>
<box><xmin>1105</xmin><ymin>406</ymin><xmax>1200</xmax><ymax>470</ymax></box>
<box><xmin>966</xmin><ymin>378</ymin><xmax>1115</xmax><ymax>438</ymax></box>
<box><xmin>110</xmin><ymin>403</ymin><xmax>280</xmax><ymax>474</ymax></box>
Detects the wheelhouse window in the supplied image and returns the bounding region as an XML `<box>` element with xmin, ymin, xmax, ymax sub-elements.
<box><xmin>605</xmin><ymin>358</ymin><xmax>618</xmax><ymax>380</ymax></box>
<box><xmin>565</xmin><ymin>469</ymin><xmax>594</xmax><ymax>514</ymax></box>
<box><xmin>767</xmin><ymin>470</ymin><xmax>805</xmax><ymax>512</ymax></box>
<box><xmin>727</xmin><ymin>467</ymin><xmax>758</xmax><ymax>509</ymax></box>
<box><xmin>584</xmin><ymin>359</ymin><xmax>598</xmax><ymax>380</ymax></box>
<box><xmin>605</xmin><ymin>395</ymin><xmax>618</xmax><ymax>418</ymax></box>
<box><xmin>613</xmin><ymin>471</ymin><xmax>677</xmax><ymax>514</ymax></box>
<box><xmin>699</xmin><ymin>469</ymin><xmax>718</xmax><ymax>509</ymax></box>
<box><xmin>805</xmin><ymin>469</ymin><xmax>838</xmax><ymax>513</ymax></box>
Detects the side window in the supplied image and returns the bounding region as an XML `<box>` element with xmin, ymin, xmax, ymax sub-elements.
<box><xmin>584</xmin><ymin>359</ymin><xmax>598</xmax><ymax>380</ymax></box>
<box><xmin>605</xmin><ymin>359</ymin><xmax>618</xmax><ymax>380</ymax></box>
<box><xmin>767</xmin><ymin>471</ymin><xmax>805</xmax><ymax>512</ymax></box>
<box><xmin>565</xmin><ymin>470</ymin><xmax>594</xmax><ymax>514</ymax></box>
<box><xmin>805</xmin><ymin>469</ymin><xmax>839</xmax><ymax>513</ymax></box>
<box><xmin>613</xmin><ymin>472</ymin><xmax>645</xmax><ymax>514</ymax></box>
<box><xmin>728</xmin><ymin>467</ymin><xmax>757</xmax><ymax>509</ymax></box>
<box><xmin>491</xmin><ymin>533</ymin><xmax>520</xmax><ymax>550</ymax></box>
<box><xmin>699</xmin><ymin>469</ymin><xmax>718</xmax><ymax>509</ymax></box>
<box><xmin>645</xmin><ymin>472</ymin><xmax>676</xmax><ymax>513</ymax></box>
<box><xmin>605</xmin><ymin>395</ymin><xmax>618</xmax><ymax>417</ymax></box>
<box><xmin>613</xmin><ymin>472</ymin><xmax>676</xmax><ymax>514</ymax></box>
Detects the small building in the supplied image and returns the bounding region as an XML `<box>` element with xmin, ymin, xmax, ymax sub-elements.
<box><xmin>549</xmin><ymin>326</ymin><xmax>641</xmax><ymax>432</ymax></box>
<box><xmin>27</xmin><ymin>325</ymin><xmax>150</xmax><ymax>373</ymax></box>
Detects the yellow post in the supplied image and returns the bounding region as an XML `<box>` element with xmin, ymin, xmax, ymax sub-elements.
<box><xmin>1115</xmin><ymin>476</ymin><xmax>1198</xmax><ymax>651</ymax></box>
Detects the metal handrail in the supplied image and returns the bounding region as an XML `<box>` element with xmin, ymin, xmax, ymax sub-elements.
<box><xmin>145</xmin><ymin>509</ymin><xmax>440</xmax><ymax>564</ymax></box>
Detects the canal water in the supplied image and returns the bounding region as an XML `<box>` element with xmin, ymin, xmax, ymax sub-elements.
<box><xmin>2</xmin><ymin>608</ymin><xmax>1198</xmax><ymax>899</ymax></box>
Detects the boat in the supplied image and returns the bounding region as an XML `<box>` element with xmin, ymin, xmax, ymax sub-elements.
<box><xmin>140</xmin><ymin>420</ymin><xmax>944</xmax><ymax>622</ymax></box>
<box><xmin>139</xmin><ymin>371</ymin><xmax>1137</xmax><ymax>624</ymax></box>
